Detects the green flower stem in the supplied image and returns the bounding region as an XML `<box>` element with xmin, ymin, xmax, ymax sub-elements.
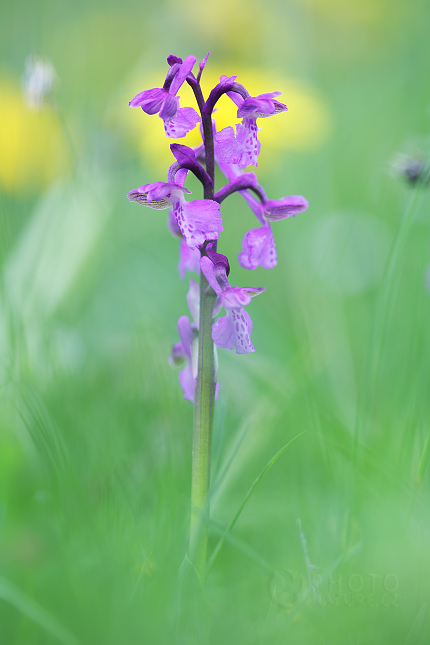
<box><xmin>189</xmin><ymin>270</ymin><xmax>216</xmax><ymax>580</ymax></box>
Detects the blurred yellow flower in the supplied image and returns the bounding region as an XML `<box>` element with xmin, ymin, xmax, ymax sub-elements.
<box><xmin>119</xmin><ymin>66</ymin><xmax>330</xmax><ymax>175</ymax></box>
<box><xmin>0</xmin><ymin>79</ymin><xmax>69</xmax><ymax>193</ymax></box>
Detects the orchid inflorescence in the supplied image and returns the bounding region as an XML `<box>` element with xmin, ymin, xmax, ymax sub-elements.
<box><xmin>127</xmin><ymin>53</ymin><xmax>308</xmax><ymax>403</ymax></box>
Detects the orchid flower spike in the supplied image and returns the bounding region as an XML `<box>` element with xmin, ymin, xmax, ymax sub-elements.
<box><xmin>127</xmin><ymin>52</ymin><xmax>308</xmax><ymax>401</ymax></box>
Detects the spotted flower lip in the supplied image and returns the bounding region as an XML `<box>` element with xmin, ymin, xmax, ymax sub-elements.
<box><xmin>129</xmin><ymin>55</ymin><xmax>201</xmax><ymax>138</ymax></box>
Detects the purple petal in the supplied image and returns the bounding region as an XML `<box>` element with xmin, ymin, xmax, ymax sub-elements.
<box><xmin>169</xmin><ymin>55</ymin><xmax>197</xmax><ymax>96</ymax></box>
<box><xmin>164</xmin><ymin>107</ymin><xmax>201</xmax><ymax>138</ymax></box>
<box><xmin>174</xmin><ymin>199</ymin><xmax>223</xmax><ymax>248</ymax></box>
<box><xmin>263</xmin><ymin>195</ymin><xmax>309</xmax><ymax>221</ymax></box>
<box><xmin>235</xmin><ymin>119</ymin><xmax>260</xmax><ymax>167</ymax></box>
<box><xmin>163</xmin><ymin>63</ymin><xmax>182</xmax><ymax>91</ymax></box>
<box><xmin>220</xmin><ymin>285</ymin><xmax>265</xmax><ymax>310</ymax></box>
<box><xmin>238</xmin><ymin>225</ymin><xmax>277</xmax><ymax>270</ymax></box>
<box><xmin>175</xmin><ymin>167</ymin><xmax>189</xmax><ymax>187</ymax></box>
<box><xmin>212</xmin><ymin>313</ymin><xmax>236</xmax><ymax>351</ymax></box>
<box><xmin>206</xmin><ymin>244</ymin><xmax>231</xmax><ymax>277</ymax></box>
<box><xmin>167</xmin><ymin>209</ymin><xmax>182</xmax><ymax>237</ymax></box>
<box><xmin>238</xmin><ymin>97</ymin><xmax>276</xmax><ymax>118</ymax></box>
<box><xmin>179</xmin><ymin>363</ymin><xmax>194</xmax><ymax>402</ymax></box>
<box><xmin>146</xmin><ymin>181</ymin><xmax>191</xmax><ymax>202</ymax></box>
<box><xmin>214</xmin><ymin>127</ymin><xmax>243</xmax><ymax>165</ymax></box>
<box><xmin>237</xmin><ymin>93</ymin><xmax>288</xmax><ymax>119</ymax></box>
<box><xmin>177</xmin><ymin>315</ymin><xmax>193</xmax><ymax>359</ymax></box>
<box><xmin>179</xmin><ymin>238</ymin><xmax>201</xmax><ymax>279</ymax></box>
<box><xmin>169</xmin><ymin>342</ymin><xmax>186</xmax><ymax>366</ymax></box>
<box><xmin>199</xmin><ymin>53</ymin><xmax>209</xmax><ymax>72</ymax></box>
<box><xmin>200</xmin><ymin>256</ymin><xmax>226</xmax><ymax>295</ymax></box>
<box><xmin>215</xmin><ymin>120</ymin><xmax>260</xmax><ymax>168</ymax></box>
<box><xmin>129</xmin><ymin>87</ymin><xmax>165</xmax><ymax>111</ymax></box>
<box><xmin>226</xmin><ymin>89</ymin><xmax>245</xmax><ymax>107</ymax></box>
<box><xmin>159</xmin><ymin>94</ymin><xmax>178</xmax><ymax>121</ymax></box>
<box><xmin>186</xmin><ymin>278</ymin><xmax>200</xmax><ymax>327</ymax></box>
<box><xmin>167</xmin><ymin>55</ymin><xmax>183</xmax><ymax>66</ymax></box>
<box><xmin>127</xmin><ymin>182</ymin><xmax>190</xmax><ymax>209</ymax></box>
<box><xmin>127</xmin><ymin>189</ymin><xmax>170</xmax><ymax>209</ymax></box>
<box><xmin>212</xmin><ymin>308</ymin><xmax>256</xmax><ymax>354</ymax></box>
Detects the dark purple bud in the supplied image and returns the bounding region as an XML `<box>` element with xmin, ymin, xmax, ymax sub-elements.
<box><xmin>199</xmin><ymin>53</ymin><xmax>209</xmax><ymax>72</ymax></box>
<box><xmin>163</xmin><ymin>63</ymin><xmax>182</xmax><ymax>91</ymax></box>
<box><xmin>206</xmin><ymin>242</ymin><xmax>230</xmax><ymax>277</ymax></box>
<box><xmin>170</xmin><ymin>143</ymin><xmax>213</xmax><ymax>193</ymax></box>
<box><xmin>169</xmin><ymin>342</ymin><xmax>187</xmax><ymax>367</ymax></box>
<box><xmin>167</xmin><ymin>55</ymin><xmax>183</xmax><ymax>66</ymax></box>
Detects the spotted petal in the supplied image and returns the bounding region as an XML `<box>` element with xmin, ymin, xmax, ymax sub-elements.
<box><xmin>212</xmin><ymin>308</ymin><xmax>256</xmax><ymax>354</ymax></box>
<box><xmin>238</xmin><ymin>225</ymin><xmax>277</xmax><ymax>270</ymax></box>
<box><xmin>174</xmin><ymin>199</ymin><xmax>223</xmax><ymax>248</ymax></box>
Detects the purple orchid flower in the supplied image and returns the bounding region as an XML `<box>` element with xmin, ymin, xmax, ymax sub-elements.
<box><xmin>215</xmin><ymin>89</ymin><xmax>287</xmax><ymax>168</ymax></box>
<box><xmin>200</xmin><ymin>256</ymin><xmax>265</xmax><ymax>354</ymax></box>
<box><xmin>127</xmin><ymin>181</ymin><xmax>223</xmax><ymax>249</ymax></box>
<box><xmin>214</xmin><ymin>158</ymin><xmax>308</xmax><ymax>270</ymax></box>
<box><xmin>129</xmin><ymin>55</ymin><xmax>201</xmax><ymax>138</ymax></box>
<box><xmin>170</xmin><ymin>314</ymin><xmax>196</xmax><ymax>402</ymax></box>
<box><xmin>238</xmin><ymin>189</ymin><xmax>308</xmax><ymax>270</ymax></box>
<box><xmin>170</xmin><ymin>279</ymin><xmax>220</xmax><ymax>401</ymax></box>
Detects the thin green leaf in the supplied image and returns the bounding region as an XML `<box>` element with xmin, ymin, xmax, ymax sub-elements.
<box><xmin>0</xmin><ymin>576</ymin><xmax>79</xmax><ymax>645</ymax></box>
<box><xmin>207</xmin><ymin>430</ymin><xmax>307</xmax><ymax>572</ymax></box>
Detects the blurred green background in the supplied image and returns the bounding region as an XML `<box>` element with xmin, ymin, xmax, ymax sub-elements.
<box><xmin>1</xmin><ymin>0</ymin><xmax>430</xmax><ymax>642</ymax></box>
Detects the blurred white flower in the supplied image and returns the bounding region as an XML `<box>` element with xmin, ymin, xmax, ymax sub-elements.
<box><xmin>22</xmin><ymin>55</ymin><xmax>57</xmax><ymax>109</ymax></box>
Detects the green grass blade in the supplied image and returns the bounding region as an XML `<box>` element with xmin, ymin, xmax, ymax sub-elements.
<box><xmin>207</xmin><ymin>430</ymin><xmax>307</xmax><ymax>573</ymax></box>
<box><xmin>0</xmin><ymin>576</ymin><xmax>79</xmax><ymax>645</ymax></box>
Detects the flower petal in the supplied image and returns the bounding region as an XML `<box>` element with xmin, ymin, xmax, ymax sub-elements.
<box><xmin>177</xmin><ymin>315</ymin><xmax>193</xmax><ymax>359</ymax></box>
<box><xmin>186</xmin><ymin>278</ymin><xmax>200</xmax><ymax>327</ymax></box>
<box><xmin>164</xmin><ymin>107</ymin><xmax>201</xmax><ymax>138</ymax></box>
<box><xmin>238</xmin><ymin>225</ymin><xmax>277</xmax><ymax>270</ymax></box>
<box><xmin>212</xmin><ymin>308</ymin><xmax>256</xmax><ymax>354</ymax></box>
<box><xmin>214</xmin><ymin>127</ymin><xmax>242</xmax><ymax>165</ymax></box>
<box><xmin>159</xmin><ymin>93</ymin><xmax>178</xmax><ymax>121</ymax></box>
<box><xmin>179</xmin><ymin>238</ymin><xmax>200</xmax><ymax>279</ymax></box>
<box><xmin>263</xmin><ymin>195</ymin><xmax>309</xmax><ymax>221</ymax></box>
<box><xmin>169</xmin><ymin>342</ymin><xmax>186</xmax><ymax>366</ymax></box>
<box><xmin>200</xmin><ymin>256</ymin><xmax>225</xmax><ymax>295</ymax></box>
<box><xmin>129</xmin><ymin>87</ymin><xmax>165</xmax><ymax>111</ymax></box>
<box><xmin>174</xmin><ymin>199</ymin><xmax>223</xmax><ymax>248</ymax></box>
<box><xmin>179</xmin><ymin>363</ymin><xmax>194</xmax><ymax>402</ymax></box>
<box><xmin>127</xmin><ymin>189</ymin><xmax>171</xmax><ymax>209</ymax></box>
<box><xmin>235</xmin><ymin>119</ymin><xmax>260</xmax><ymax>167</ymax></box>
<box><xmin>169</xmin><ymin>55</ymin><xmax>197</xmax><ymax>96</ymax></box>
